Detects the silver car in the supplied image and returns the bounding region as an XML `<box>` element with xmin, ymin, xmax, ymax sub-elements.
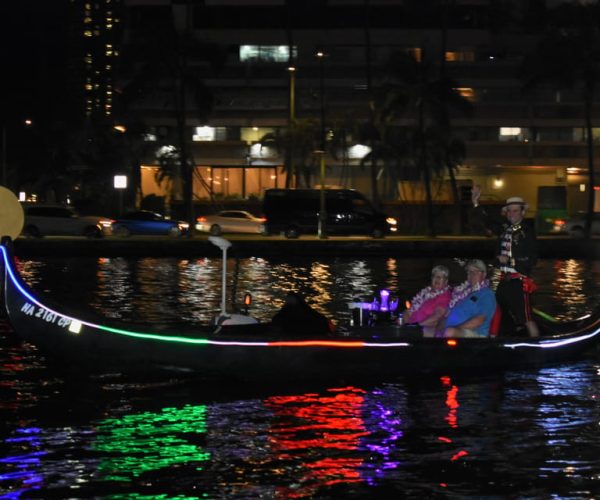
<box><xmin>21</xmin><ymin>204</ymin><xmax>113</xmax><ymax>238</ymax></box>
<box><xmin>195</xmin><ymin>210</ymin><xmax>266</xmax><ymax>235</ymax></box>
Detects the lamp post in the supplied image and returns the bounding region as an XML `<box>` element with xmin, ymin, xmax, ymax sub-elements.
<box><xmin>287</xmin><ymin>64</ymin><xmax>296</xmax><ymax>188</ymax></box>
<box><xmin>316</xmin><ymin>49</ymin><xmax>327</xmax><ymax>239</ymax></box>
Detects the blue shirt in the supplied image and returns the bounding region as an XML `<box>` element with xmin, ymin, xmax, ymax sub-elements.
<box><xmin>446</xmin><ymin>287</ymin><xmax>496</xmax><ymax>337</ymax></box>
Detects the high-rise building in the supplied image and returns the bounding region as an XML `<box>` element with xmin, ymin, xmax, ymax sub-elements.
<box><xmin>115</xmin><ymin>0</ymin><xmax>598</xmax><ymax>228</ymax></box>
<box><xmin>71</xmin><ymin>0</ymin><xmax>123</xmax><ymax>119</ymax></box>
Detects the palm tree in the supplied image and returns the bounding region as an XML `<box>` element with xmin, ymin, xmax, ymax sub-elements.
<box><xmin>116</xmin><ymin>5</ymin><xmax>225</xmax><ymax>227</ymax></box>
<box><xmin>258</xmin><ymin>118</ymin><xmax>322</xmax><ymax>188</ymax></box>
<box><xmin>362</xmin><ymin>0</ymin><xmax>380</xmax><ymax>207</ymax></box>
<box><xmin>379</xmin><ymin>50</ymin><xmax>472</xmax><ymax>236</ymax></box>
<box><xmin>521</xmin><ymin>2</ymin><xmax>600</xmax><ymax>239</ymax></box>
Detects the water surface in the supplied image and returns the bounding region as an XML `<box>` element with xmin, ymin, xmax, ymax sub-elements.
<box><xmin>1</xmin><ymin>256</ymin><xmax>600</xmax><ymax>498</ymax></box>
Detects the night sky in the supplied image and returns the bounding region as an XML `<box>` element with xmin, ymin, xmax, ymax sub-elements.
<box><xmin>0</xmin><ymin>1</ymin><xmax>70</xmax><ymax>126</ymax></box>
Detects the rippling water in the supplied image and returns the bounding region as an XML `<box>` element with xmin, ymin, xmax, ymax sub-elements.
<box><xmin>12</xmin><ymin>255</ymin><xmax>600</xmax><ymax>325</ymax></box>
<box><xmin>1</xmin><ymin>256</ymin><xmax>600</xmax><ymax>498</ymax></box>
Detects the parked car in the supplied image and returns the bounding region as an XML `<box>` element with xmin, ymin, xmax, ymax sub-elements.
<box><xmin>112</xmin><ymin>210</ymin><xmax>190</xmax><ymax>237</ymax></box>
<box><xmin>195</xmin><ymin>210</ymin><xmax>266</xmax><ymax>235</ymax></box>
<box><xmin>21</xmin><ymin>203</ymin><xmax>112</xmax><ymax>238</ymax></box>
<box><xmin>562</xmin><ymin>213</ymin><xmax>600</xmax><ymax>237</ymax></box>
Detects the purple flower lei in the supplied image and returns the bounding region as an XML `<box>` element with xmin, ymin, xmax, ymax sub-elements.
<box><xmin>410</xmin><ymin>285</ymin><xmax>450</xmax><ymax>314</ymax></box>
<box><xmin>448</xmin><ymin>279</ymin><xmax>490</xmax><ymax>309</ymax></box>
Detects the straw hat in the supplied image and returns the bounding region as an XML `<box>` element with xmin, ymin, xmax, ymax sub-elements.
<box><xmin>502</xmin><ymin>196</ymin><xmax>528</xmax><ymax>212</ymax></box>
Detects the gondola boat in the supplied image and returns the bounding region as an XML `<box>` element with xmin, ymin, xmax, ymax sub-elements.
<box><xmin>1</xmin><ymin>236</ymin><xmax>599</xmax><ymax>381</ymax></box>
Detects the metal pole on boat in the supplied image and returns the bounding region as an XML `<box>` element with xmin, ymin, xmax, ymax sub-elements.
<box><xmin>209</xmin><ymin>236</ymin><xmax>232</xmax><ymax>317</ymax></box>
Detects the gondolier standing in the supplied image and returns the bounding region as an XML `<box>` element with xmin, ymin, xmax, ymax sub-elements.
<box><xmin>472</xmin><ymin>185</ymin><xmax>539</xmax><ymax>337</ymax></box>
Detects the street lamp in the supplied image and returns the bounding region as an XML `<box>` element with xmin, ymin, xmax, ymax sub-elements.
<box><xmin>287</xmin><ymin>64</ymin><xmax>296</xmax><ymax>188</ymax></box>
<box><xmin>316</xmin><ymin>49</ymin><xmax>327</xmax><ymax>239</ymax></box>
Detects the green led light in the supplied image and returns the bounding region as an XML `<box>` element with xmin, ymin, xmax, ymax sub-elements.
<box><xmin>95</xmin><ymin>325</ymin><xmax>212</xmax><ymax>345</ymax></box>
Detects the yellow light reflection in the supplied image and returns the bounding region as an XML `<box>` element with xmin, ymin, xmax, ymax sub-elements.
<box><xmin>552</xmin><ymin>260</ymin><xmax>587</xmax><ymax>320</ymax></box>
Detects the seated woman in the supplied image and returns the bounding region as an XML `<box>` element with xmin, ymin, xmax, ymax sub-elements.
<box><xmin>404</xmin><ymin>265</ymin><xmax>452</xmax><ymax>337</ymax></box>
<box><xmin>443</xmin><ymin>259</ymin><xmax>497</xmax><ymax>338</ymax></box>
<box><xmin>271</xmin><ymin>291</ymin><xmax>335</xmax><ymax>336</ymax></box>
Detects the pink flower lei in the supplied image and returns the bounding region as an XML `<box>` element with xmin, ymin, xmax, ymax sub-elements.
<box><xmin>410</xmin><ymin>285</ymin><xmax>450</xmax><ymax>314</ymax></box>
<box><xmin>448</xmin><ymin>279</ymin><xmax>490</xmax><ymax>309</ymax></box>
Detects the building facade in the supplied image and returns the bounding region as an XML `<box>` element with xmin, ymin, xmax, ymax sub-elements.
<box><xmin>115</xmin><ymin>0</ymin><xmax>600</xmax><ymax>226</ymax></box>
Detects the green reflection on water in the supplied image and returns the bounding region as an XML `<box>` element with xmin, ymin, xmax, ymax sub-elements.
<box><xmin>94</xmin><ymin>404</ymin><xmax>210</xmax><ymax>482</ymax></box>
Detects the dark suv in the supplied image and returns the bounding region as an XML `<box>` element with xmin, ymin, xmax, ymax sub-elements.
<box><xmin>21</xmin><ymin>204</ymin><xmax>113</xmax><ymax>238</ymax></box>
<box><xmin>262</xmin><ymin>189</ymin><xmax>397</xmax><ymax>238</ymax></box>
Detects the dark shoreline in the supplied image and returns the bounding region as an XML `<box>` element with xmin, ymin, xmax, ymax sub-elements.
<box><xmin>11</xmin><ymin>235</ymin><xmax>600</xmax><ymax>259</ymax></box>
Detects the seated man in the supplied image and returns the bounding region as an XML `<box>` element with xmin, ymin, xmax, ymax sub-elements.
<box><xmin>443</xmin><ymin>259</ymin><xmax>496</xmax><ymax>338</ymax></box>
<box><xmin>271</xmin><ymin>291</ymin><xmax>335</xmax><ymax>336</ymax></box>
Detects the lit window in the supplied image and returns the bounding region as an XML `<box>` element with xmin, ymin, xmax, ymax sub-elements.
<box><xmin>499</xmin><ymin>127</ymin><xmax>528</xmax><ymax>141</ymax></box>
<box><xmin>193</xmin><ymin>126</ymin><xmax>216</xmax><ymax>141</ymax></box>
<box><xmin>240</xmin><ymin>45</ymin><xmax>296</xmax><ymax>63</ymax></box>
<box><xmin>445</xmin><ymin>51</ymin><xmax>475</xmax><ymax>62</ymax></box>
<box><xmin>84</xmin><ymin>30</ymin><xmax>93</xmax><ymax>37</ymax></box>
<box><xmin>241</xmin><ymin>126</ymin><xmax>273</xmax><ymax>142</ymax></box>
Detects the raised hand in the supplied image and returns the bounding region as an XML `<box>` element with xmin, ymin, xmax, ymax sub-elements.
<box><xmin>471</xmin><ymin>184</ymin><xmax>482</xmax><ymax>206</ymax></box>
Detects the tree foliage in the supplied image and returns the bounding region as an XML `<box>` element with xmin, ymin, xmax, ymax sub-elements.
<box><xmin>375</xmin><ymin>50</ymin><xmax>472</xmax><ymax>235</ymax></box>
<box><xmin>521</xmin><ymin>1</ymin><xmax>600</xmax><ymax>238</ymax></box>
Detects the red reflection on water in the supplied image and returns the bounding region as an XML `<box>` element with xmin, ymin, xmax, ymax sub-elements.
<box><xmin>439</xmin><ymin>376</ymin><xmax>468</xmax><ymax>464</ymax></box>
<box><xmin>265</xmin><ymin>386</ymin><xmax>367</xmax><ymax>496</ymax></box>
<box><xmin>445</xmin><ymin>385</ymin><xmax>459</xmax><ymax>428</ymax></box>
<box><xmin>451</xmin><ymin>450</ymin><xmax>469</xmax><ymax>461</ymax></box>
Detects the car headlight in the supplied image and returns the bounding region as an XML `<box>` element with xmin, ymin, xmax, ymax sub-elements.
<box><xmin>178</xmin><ymin>222</ymin><xmax>190</xmax><ymax>230</ymax></box>
<box><xmin>386</xmin><ymin>217</ymin><xmax>397</xmax><ymax>226</ymax></box>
